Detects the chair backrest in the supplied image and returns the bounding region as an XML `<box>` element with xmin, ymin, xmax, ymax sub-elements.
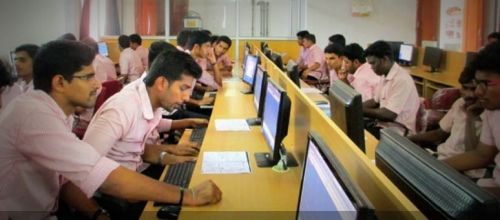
<box><xmin>94</xmin><ymin>80</ymin><xmax>123</xmax><ymax>114</ymax></box>
<box><xmin>418</xmin><ymin>88</ymin><xmax>461</xmax><ymax>133</ymax></box>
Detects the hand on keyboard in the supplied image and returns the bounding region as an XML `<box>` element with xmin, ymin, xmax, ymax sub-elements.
<box><xmin>171</xmin><ymin>142</ymin><xmax>200</xmax><ymax>156</ymax></box>
<box><xmin>189</xmin><ymin>118</ymin><xmax>209</xmax><ymax>128</ymax></box>
<box><xmin>162</xmin><ymin>154</ymin><xmax>197</xmax><ymax>165</ymax></box>
<box><xmin>186</xmin><ymin>180</ymin><xmax>222</xmax><ymax>206</ymax></box>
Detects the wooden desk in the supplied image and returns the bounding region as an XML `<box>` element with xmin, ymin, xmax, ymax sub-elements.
<box><xmin>140</xmin><ymin>81</ymin><xmax>301</xmax><ymax>220</ymax></box>
<box><xmin>408</xmin><ymin>67</ymin><xmax>460</xmax><ymax>98</ymax></box>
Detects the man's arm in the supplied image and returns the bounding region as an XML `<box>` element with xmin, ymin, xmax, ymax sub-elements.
<box><xmin>464</xmin><ymin>102</ymin><xmax>484</xmax><ymax>151</ymax></box>
<box><xmin>60</xmin><ymin>182</ymin><xmax>107</xmax><ymax>219</ymax></box>
<box><xmin>407</xmin><ymin>128</ymin><xmax>449</xmax><ymax>146</ymax></box>
<box><xmin>443</xmin><ymin>142</ymin><xmax>498</xmax><ymax>171</ymax></box>
<box><xmin>171</xmin><ymin>118</ymin><xmax>208</xmax><ymax>130</ymax></box>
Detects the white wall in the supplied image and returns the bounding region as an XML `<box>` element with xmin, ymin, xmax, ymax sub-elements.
<box><xmin>0</xmin><ymin>0</ymin><xmax>81</xmax><ymax>60</ymax></box>
<box><xmin>306</xmin><ymin>0</ymin><xmax>417</xmax><ymax>50</ymax></box>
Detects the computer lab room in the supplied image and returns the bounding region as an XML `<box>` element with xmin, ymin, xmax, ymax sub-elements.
<box><xmin>1</xmin><ymin>0</ymin><xmax>500</xmax><ymax>219</ymax></box>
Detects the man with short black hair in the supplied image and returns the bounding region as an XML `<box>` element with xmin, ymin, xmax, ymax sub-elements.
<box><xmin>210</xmin><ymin>35</ymin><xmax>233</xmax><ymax>77</ymax></box>
<box><xmin>130</xmin><ymin>33</ymin><xmax>149</xmax><ymax>69</ymax></box>
<box><xmin>14</xmin><ymin>44</ymin><xmax>39</xmax><ymax>92</ymax></box>
<box><xmin>444</xmin><ymin>41</ymin><xmax>500</xmax><ymax>196</ymax></box>
<box><xmin>0</xmin><ymin>40</ymin><xmax>221</xmax><ymax>220</ymax></box>
<box><xmin>324</xmin><ymin>43</ymin><xmax>344</xmax><ymax>85</ymax></box>
<box><xmin>118</xmin><ymin>35</ymin><xmax>144</xmax><ymax>83</ymax></box>
<box><xmin>339</xmin><ymin>43</ymin><xmax>380</xmax><ymax>101</ymax></box>
<box><xmin>176</xmin><ymin>29</ymin><xmax>192</xmax><ymax>52</ymax></box>
<box><xmin>299</xmin><ymin>34</ymin><xmax>326</xmax><ymax>81</ymax></box>
<box><xmin>363</xmin><ymin>41</ymin><xmax>420</xmax><ymax>137</ymax></box>
<box><xmin>328</xmin><ymin>34</ymin><xmax>346</xmax><ymax>47</ymax></box>
<box><xmin>187</xmin><ymin>31</ymin><xmax>222</xmax><ymax>91</ymax></box>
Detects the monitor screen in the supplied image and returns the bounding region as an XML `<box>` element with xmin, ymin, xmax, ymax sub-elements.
<box><xmin>98</xmin><ymin>42</ymin><xmax>109</xmax><ymax>57</ymax></box>
<box><xmin>423</xmin><ymin>46</ymin><xmax>442</xmax><ymax>71</ymax></box>
<box><xmin>376</xmin><ymin>129</ymin><xmax>498</xmax><ymax>219</ymax></box>
<box><xmin>398</xmin><ymin>44</ymin><xmax>414</xmax><ymax>62</ymax></box>
<box><xmin>328</xmin><ymin>80</ymin><xmax>365</xmax><ymax>152</ymax></box>
<box><xmin>262</xmin><ymin>80</ymin><xmax>282</xmax><ymax>152</ymax></box>
<box><xmin>386</xmin><ymin>41</ymin><xmax>403</xmax><ymax>60</ymax></box>
<box><xmin>297</xmin><ymin>132</ymin><xmax>375</xmax><ymax>220</ymax></box>
<box><xmin>242</xmin><ymin>55</ymin><xmax>258</xmax><ymax>86</ymax></box>
<box><xmin>253</xmin><ymin>66</ymin><xmax>266</xmax><ymax>115</ymax></box>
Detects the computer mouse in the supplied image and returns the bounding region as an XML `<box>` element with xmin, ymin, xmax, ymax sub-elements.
<box><xmin>157</xmin><ymin>205</ymin><xmax>181</xmax><ymax>220</ymax></box>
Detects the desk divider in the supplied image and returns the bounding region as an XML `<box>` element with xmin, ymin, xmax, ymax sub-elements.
<box><xmin>254</xmin><ymin>45</ymin><xmax>424</xmax><ymax>219</ymax></box>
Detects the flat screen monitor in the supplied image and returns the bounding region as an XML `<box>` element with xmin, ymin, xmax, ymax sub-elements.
<box><xmin>386</xmin><ymin>41</ymin><xmax>404</xmax><ymax>60</ymax></box>
<box><xmin>297</xmin><ymin>131</ymin><xmax>375</xmax><ymax>220</ymax></box>
<box><xmin>271</xmin><ymin>52</ymin><xmax>284</xmax><ymax>70</ymax></box>
<box><xmin>255</xmin><ymin>78</ymin><xmax>295</xmax><ymax>167</ymax></box>
<box><xmin>423</xmin><ymin>46</ymin><xmax>443</xmax><ymax>72</ymax></box>
<box><xmin>398</xmin><ymin>44</ymin><xmax>416</xmax><ymax>66</ymax></box>
<box><xmin>376</xmin><ymin>129</ymin><xmax>499</xmax><ymax>219</ymax></box>
<box><xmin>242</xmin><ymin>55</ymin><xmax>258</xmax><ymax>91</ymax></box>
<box><xmin>288</xmin><ymin>65</ymin><xmax>301</xmax><ymax>88</ymax></box>
<box><xmin>247</xmin><ymin>66</ymin><xmax>268</xmax><ymax>126</ymax></box>
<box><xmin>328</xmin><ymin>80</ymin><xmax>365</xmax><ymax>152</ymax></box>
<box><xmin>98</xmin><ymin>42</ymin><xmax>109</xmax><ymax>57</ymax></box>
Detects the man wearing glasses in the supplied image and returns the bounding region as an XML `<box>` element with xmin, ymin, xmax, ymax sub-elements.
<box><xmin>445</xmin><ymin>41</ymin><xmax>500</xmax><ymax>197</ymax></box>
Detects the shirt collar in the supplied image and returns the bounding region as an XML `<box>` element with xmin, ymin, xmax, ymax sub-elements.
<box><xmin>384</xmin><ymin>63</ymin><xmax>399</xmax><ymax>81</ymax></box>
<box><xmin>134</xmin><ymin>80</ymin><xmax>155</xmax><ymax>120</ymax></box>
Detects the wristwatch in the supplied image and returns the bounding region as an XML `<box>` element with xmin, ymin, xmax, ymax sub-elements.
<box><xmin>91</xmin><ymin>207</ymin><xmax>109</xmax><ymax>220</ymax></box>
<box><xmin>159</xmin><ymin>151</ymin><xmax>167</xmax><ymax>165</ymax></box>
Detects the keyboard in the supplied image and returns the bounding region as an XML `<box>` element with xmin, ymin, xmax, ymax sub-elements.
<box><xmin>190</xmin><ymin>127</ymin><xmax>207</xmax><ymax>143</ymax></box>
<box><xmin>154</xmin><ymin>161</ymin><xmax>196</xmax><ymax>206</ymax></box>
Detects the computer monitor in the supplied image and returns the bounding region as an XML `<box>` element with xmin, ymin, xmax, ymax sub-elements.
<box><xmin>376</xmin><ymin>129</ymin><xmax>499</xmax><ymax>219</ymax></box>
<box><xmin>328</xmin><ymin>80</ymin><xmax>365</xmax><ymax>152</ymax></box>
<box><xmin>247</xmin><ymin>66</ymin><xmax>268</xmax><ymax>126</ymax></box>
<box><xmin>255</xmin><ymin>78</ymin><xmax>297</xmax><ymax>167</ymax></box>
<box><xmin>241</xmin><ymin>55</ymin><xmax>259</xmax><ymax>94</ymax></box>
<box><xmin>398</xmin><ymin>44</ymin><xmax>416</xmax><ymax>66</ymax></box>
<box><xmin>98</xmin><ymin>42</ymin><xmax>109</xmax><ymax>57</ymax></box>
<box><xmin>386</xmin><ymin>41</ymin><xmax>404</xmax><ymax>61</ymax></box>
<box><xmin>423</xmin><ymin>46</ymin><xmax>443</xmax><ymax>72</ymax></box>
<box><xmin>288</xmin><ymin>65</ymin><xmax>301</xmax><ymax>88</ymax></box>
<box><xmin>261</xmin><ymin>41</ymin><xmax>269</xmax><ymax>52</ymax></box>
<box><xmin>271</xmin><ymin>52</ymin><xmax>284</xmax><ymax>70</ymax></box>
<box><xmin>297</xmin><ymin>131</ymin><xmax>375</xmax><ymax>220</ymax></box>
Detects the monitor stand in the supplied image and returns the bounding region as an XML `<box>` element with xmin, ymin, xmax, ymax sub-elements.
<box><xmin>246</xmin><ymin>117</ymin><xmax>262</xmax><ymax>126</ymax></box>
<box><xmin>254</xmin><ymin>148</ymin><xmax>298</xmax><ymax>168</ymax></box>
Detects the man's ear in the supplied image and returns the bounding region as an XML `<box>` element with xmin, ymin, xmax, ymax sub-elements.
<box><xmin>155</xmin><ymin>76</ymin><xmax>169</xmax><ymax>92</ymax></box>
<box><xmin>51</xmin><ymin>75</ymin><xmax>66</xmax><ymax>93</ymax></box>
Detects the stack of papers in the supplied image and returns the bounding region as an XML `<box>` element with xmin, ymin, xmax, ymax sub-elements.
<box><xmin>202</xmin><ymin>151</ymin><xmax>251</xmax><ymax>174</ymax></box>
<box><xmin>215</xmin><ymin>119</ymin><xmax>251</xmax><ymax>131</ymax></box>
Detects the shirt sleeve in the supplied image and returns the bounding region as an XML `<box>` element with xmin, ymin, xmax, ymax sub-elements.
<box><xmin>479</xmin><ymin>113</ymin><xmax>494</xmax><ymax>146</ymax></box>
<box><xmin>18</xmin><ymin>113</ymin><xmax>120</xmax><ymax>197</ymax></box>
<box><xmin>119</xmin><ymin>52</ymin><xmax>129</xmax><ymax>76</ymax></box>
<box><xmin>157</xmin><ymin>118</ymin><xmax>173</xmax><ymax>132</ymax></box>
<box><xmin>83</xmin><ymin>107</ymin><xmax>128</xmax><ymax>156</ymax></box>
<box><xmin>382</xmin><ymin>76</ymin><xmax>413</xmax><ymax>115</ymax></box>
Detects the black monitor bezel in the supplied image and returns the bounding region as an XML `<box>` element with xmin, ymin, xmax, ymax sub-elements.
<box><xmin>242</xmin><ymin>54</ymin><xmax>259</xmax><ymax>88</ymax></box>
<box><xmin>423</xmin><ymin>46</ymin><xmax>443</xmax><ymax>72</ymax></box>
<box><xmin>253</xmin><ymin>66</ymin><xmax>268</xmax><ymax>119</ymax></box>
<box><xmin>296</xmin><ymin>131</ymin><xmax>376</xmax><ymax>220</ymax></box>
<box><xmin>328</xmin><ymin>80</ymin><xmax>366</xmax><ymax>152</ymax></box>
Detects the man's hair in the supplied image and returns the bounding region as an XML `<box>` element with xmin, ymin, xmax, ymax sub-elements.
<box><xmin>296</xmin><ymin>30</ymin><xmax>309</xmax><ymax>38</ymax></box>
<box><xmin>328</xmin><ymin>34</ymin><xmax>346</xmax><ymax>47</ymax></box>
<box><xmin>186</xmin><ymin>31</ymin><xmax>211</xmax><ymax>50</ymax></box>
<box><xmin>487</xmin><ymin>32</ymin><xmax>500</xmax><ymax>41</ymax></box>
<box><xmin>129</xmin><ymin>33</ymin><xmax>142</xmax><ymax>45</ymax></box>
<box><xmin>365</xmin><ymin>40</ymin><xmax>394</xmax><ymax>61</ymax></box>
<box><xmin>201</xmin><ymin>29</ymin><xmax>212</xmax><ymax>36</ymax></box>
<box><xmin>15</xmin><ymin>44</ymin><xmax>40</xmax><ymax>59</ymax></box>
<box><xmin>0</xmin><ymin>60</ymin><xmax>13</xmax><ymax>87</ymax></box>
<box><xmin>459</xmin><ymin>64</ymin><xmax>476</xmax><ymax>84</ymax></box>
<box><xmin>216</xmin><ymin>35</ymin><xmax>232</xmax><ymax>48</ymax></box>
<box><xmin>210</xmin><ymin>35</ymin><xmax>219</xmax><ymax>44</ymax></box>
<box><xmin>80</xmin><ymin>37</ymin><xmax>99</xmax><ymax>52</ymax></box>
<box><xmin>324</xmin><ymin>43</ymin><xmax>344</xmax><ymax>57</ymax></box>
<box><xmin>57</xmin><ymin>33</ymin><xmax>77</xmax><ymax>41</ymax></box>
<box><xmin>472</xmin><ymin>41</ymin><xmax>500</xmax><ymax>75</ymax></box>
<box><xmin>144</xmin><ymin>50</ymin><xmax>202</xmax><ymax>87</ymax></box>
<box><xmin>118</xmin><ymin>35</ymin><xmax>130</xmax><ymax>48</ymax></box>
<box><xmin>343</xmin><ymin>43</ymin><xmax>365</xmax><ymax>63</ymax></box>
<box><xmin>33</xmin><ymin>40</ymin><xmax>96</xmax><ymax>93</ymax></box>
<box><xmin>303</xmin><ymin>34</ymin><xmax>316</xmax><ymax>44</ymax></box>
<box><xmin>148</xmin><ymin>41</ymin><xmax>177</xmax><ymax>67</ymax></box>
<box><xmin>177</xmin><ymin>29</ymin><xmax>192</xmax><ymax>48</ymax></box>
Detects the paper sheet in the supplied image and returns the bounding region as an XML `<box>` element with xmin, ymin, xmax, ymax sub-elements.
<box><xmin>202</xmin><ymin>151</ymin><xmax>251</xmax><ymax>174</ymax></box>
<box><xmin>301</xmin><ymin>87</ymin><xmax>322</xmax><ymax>94</ymax></box>
<box><xmin>215</xmin><ymin>119</ymin><xmax>251</xmax><ymax>131</ymax></box>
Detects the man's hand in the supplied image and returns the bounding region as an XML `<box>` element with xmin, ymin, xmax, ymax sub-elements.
<box><xmin>165</xmin><ymin>142</ymin><xmax>200</xmax><ymax>156</ymax></box>
<box><xmin>185</xmin><ymin>180</ymin><xmax>222</xmax><ymax>206</ymax></box>
<box><xmin>162</xmin><ymin>153</ymin><xmax>197</xmax><ymax>165</ymax></box>
<box><xmin>189</xmin><ymin>118</ymin><xmax>209</xmax><ymax>128</ymax></box>
<box><xmin>465</xmin><ymin>101</ymin><xmax>484</xmax><ymax>118</ymax></box>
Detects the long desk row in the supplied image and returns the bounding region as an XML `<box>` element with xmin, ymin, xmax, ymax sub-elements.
<box><xmin>140</xmin><ymin>48</ymin><xmax>425</xmax><ymax>219</ymax></box>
